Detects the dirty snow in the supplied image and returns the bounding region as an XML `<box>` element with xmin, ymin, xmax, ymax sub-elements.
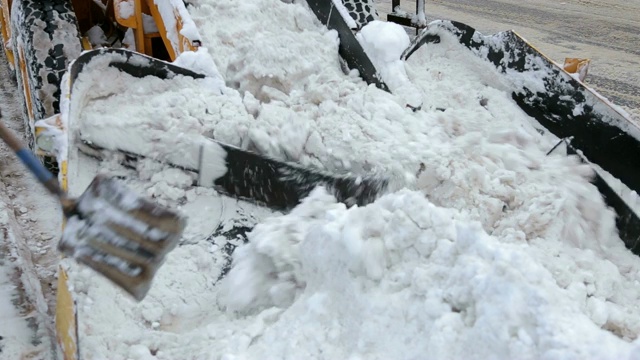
<box><xmin>0</xmin><ymin>223</ymin><xmax>38</xmax><ymax>359</ymax></box>
<box><xmin>0</xmin><ymin>49</ymin><xmax>60</xmax><ymax>359</ymax></box>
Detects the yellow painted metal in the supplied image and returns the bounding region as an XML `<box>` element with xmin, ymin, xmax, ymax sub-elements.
<box><xmin>148</xmin><ymin>0</ymin><xmax>196</xmax><ymax>59</ymax></box>
<box><xmin>174</xmin><ymin>7</ymin><xmax>198</xmax><ymax>54</ymax></box>
<box><xmin>34</xmin><ymin>125</ymin><xmax>48</xmax><ymax>156</ymax></box>
<box><xmin>113</xmin><ymin>0</ymin><xmax>148</xmax><ymax>55</ymax></box>
<box><xmin>145</xmin><ymin>0</ymin><xmax>176</xmax><ymax>59</ymax></box>
<box><xmin>563</xmin><ymin>57</ymin><xmax>590</xmax><ymax>82</ymax></box>
<box><xmin>113</xmin><ymin>0</ymin><xmax>138</xmax><ymax>28</ymax></box>
<box><xmin>81</xmin><ymin>36</ymin><xmax>92</xmax><ymax>50</ymax></box>
<box><xmin>17</xmin><ymin>47</ymin><xmax>35</xmax><ymax>122</ymax></box>
<box><xmin>54</xmin><ymin>73</ymin><xmax>78</xmax><ymax>360</ymax></box>
<box><xmin>55</xmin><ymin>159</ymin><xmax>79</xmax><ymax>360</ymax></box>
<box><xmin>34</xmin><ymin>114</ymin><xmax>64</xmax><ymax>156</ymax></box>
<box><xmin>0</xmin><ymin>0</ymin><xmax>15</xmax><ymax>69</ymax></box>
<box><xmin>113</xmin><ymin>0</ymin><xmax>197</xmax><ymax>60</ymax></box>
<box><xmin>60</xmin><ymin>158</ymin><xmax>68</xmax><ymax>195</ymax></box>
<box><xmin>133</xmin><ymin>0</ymin><xmax>145</xmax><ymax>55</ymax></box>
<box><xmin>55</xmin><ymin>262</ymin><xmax>79</xmax><ymax>360</ymax></box>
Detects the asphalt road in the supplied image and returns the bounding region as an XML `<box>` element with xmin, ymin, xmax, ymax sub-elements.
<box><xmin>375</xmin><ymin>0</ymin><xmax>640</xmax><ymax>120</ymax></box>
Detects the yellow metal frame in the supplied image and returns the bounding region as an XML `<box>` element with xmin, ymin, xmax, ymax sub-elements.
<box><xmin>113</xmin><ymin>0</ymin><xmax>197</xmax><ymax>60</ymax></box>
<box><xmin>17</xmin><ymin>47</ymin><xmax>34</xmax><ymax>121</ymax></box>
<box><xmin>52</xmin><ymin>71</ymin><xmax>78</xmax><ymax>360</ymax></box>
<box><xmin>563</xmin><ymin>57</ymin><xmax>590</xmax><ymax>81</ymax></box>
<box><xmin>56</xmin><ymin>258</ymin><xmax>78</xmax><ymax>360</ymax></box>
<box><xmin>0</xmin><ymin>0</ymin><xmax>15</xmax><ymax>69</ymax></box>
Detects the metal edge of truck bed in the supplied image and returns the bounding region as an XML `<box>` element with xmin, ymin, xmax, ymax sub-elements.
<box><xmin>54</xmin><ymin>48</ymin><xmax>207</xmax><ymax>360</ymax></box>
<box><xmin>403</xmin><ymin>20</ymin><xmax>640</xmax><ymax>255</ymax></box>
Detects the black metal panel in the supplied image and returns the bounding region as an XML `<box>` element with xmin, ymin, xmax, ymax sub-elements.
<box><xmin>568</xmin><ymin>147</ymin><xmax>640</xmax><ymax>254</ymax></box>
<box><xmin>68</xmin><ymin>49</ymin><xmax>388</xmax><ymax>211</ymax></box>
<box><xmin>68</xmin><ymin>48</ymin><xmax>205</xmax><ymax>87</ymax></box>
<box><xmin>403</xmin><ymin>21</ymin><xmax>640</xmax><ymax>254</ymax></box>
<box><xmin>213</xmin><ymin>142</ymin><xmax>387</xmax><ymax>210</ymax></box>
<box><xmin>404</xmin><ymin>21</ymin><xmax>640</xmax><ymax>195</ymax></box>
<box><xmin>305</xmin><ymin>0</ymin><xmax>390</xmax><ymax>92</ymax></box>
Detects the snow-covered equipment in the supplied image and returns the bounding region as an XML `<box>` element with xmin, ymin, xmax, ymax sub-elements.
<box><xmin>68</xmin><ymin>48</ymin><xmax>388</xmax><ymax>211</ymax></box>
<box><xmin>56</xmin><ymin>174</ymin><xmax>187</xmax><ymax>301</ymax></box>
<box><xmin>400</xmin><ymin>20</ymin><xmax>640</xmax><ymax>254</ymax></box>
<box><xmin>316</xmin><ymin>0</ymin><xmax>640</xmax><ymax>255</ymax></box>
<box><xmin>0</xmin><ymin>111</ymin><xmax>187</xmax><ymax>302</ymax></box>
<box><xmin>2</xmin><ymin>0</ymin><xmax>640</xmax><ymax>358</ymax></box>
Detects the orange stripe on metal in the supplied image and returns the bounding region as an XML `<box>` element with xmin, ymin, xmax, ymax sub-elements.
<box><xmin>0</xmin><ymin>0</ymin><xmax>15</xmax><ymax>68</ymax></box>
<box><xmin>55</xmin><ymin>73</ymin><xmax>77</xmax><ymax>360</ymax></box>
<box><xmin>55</xmin><ymin>267</ymin><xmax>79</xmax><ymax>360</ymax></box>
<box><xmin>18</xmin><ymin>48</ymin><xmax>35</xmax><ymax>121</ymax></box>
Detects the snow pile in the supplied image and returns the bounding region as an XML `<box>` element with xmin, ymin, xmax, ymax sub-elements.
<box><xmin>173</xmin><ymin>47</ymin><xmax>225</xmax><ymax>85</ymax></box>
<box><xmin>72</xmin><ymin>61</ymin><xmax>252</xmax><ymax>162</ymax></box>
<box><xmin>190</xmin><ymin>0</ymin><xmax>349</xmax><ymax>103</ymax></box>
<box><xmin>58</xmin><ymin>0</ymin><xmax>640</xmax><ymax>358</ymax></box>
<box><xmin>221</xmin><ymin>189</ymin><xmax>640</xmax><ymax>358</ymax></box>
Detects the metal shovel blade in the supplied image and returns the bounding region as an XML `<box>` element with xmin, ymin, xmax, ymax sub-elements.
<box><xmin>58</xmin><ymin>175</ymin><xmax>187</xmax><ymax>301</ymax></box>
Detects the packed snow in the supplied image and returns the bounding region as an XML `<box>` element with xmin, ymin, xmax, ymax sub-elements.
<box><xmin>45</xmin><ymin>0</ymin><xmax>640</xmax><ymax>358</ymax></box>
<box><xmin>153</xmin><ymin>0</ymin><xmax>202</xmax><ymax>54</ymax></box>
<box><xmin>116</xmin><ymin>0</ymin><xmax>135</xmax><ymax>19</ymax></box>
<box><xmin>0</xmin><ymin>219</ymin><xmax>37</xmax><ymax>358</ymax></box>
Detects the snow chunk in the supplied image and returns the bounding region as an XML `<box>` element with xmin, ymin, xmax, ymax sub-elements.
<box><xmin>173</xmin><ymin>47</ymin><xmax>225</xmax><ymax>92</ymax></box>
<box><xmin>357</xmin><ymin>21</ymin><xmax>422</xmax><ymax>108</ymax></box>
<box><xmin>117</xmin><ymin>0</ymin><xmax>135</xmax><ymax>19</ymax></box>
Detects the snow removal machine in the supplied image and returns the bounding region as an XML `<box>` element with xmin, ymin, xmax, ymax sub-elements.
<box><xmin>1</xmin><ymin>0</ymin><xmax>639</xmax><ymax>358</ymax></box>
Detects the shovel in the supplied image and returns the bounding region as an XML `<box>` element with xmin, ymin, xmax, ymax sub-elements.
<box><xmin>0</xmin><ymin>112</ymin><xmax>186</xmax><ymax>301</ymax></box>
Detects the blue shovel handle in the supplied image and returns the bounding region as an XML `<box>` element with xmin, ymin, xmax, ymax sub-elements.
<box><xmin>16</xmin><ymin>148</ymin><xmax>55</xmax><ymax>184</ymax></box>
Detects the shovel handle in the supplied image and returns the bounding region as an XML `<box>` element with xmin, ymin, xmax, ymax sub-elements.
<box><xmin>0</xmin><ymin>115</ymin><xmax>63</xmax><ymax>196</ymax></box>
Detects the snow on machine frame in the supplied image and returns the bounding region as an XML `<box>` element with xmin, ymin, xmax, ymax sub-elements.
<box><xmin>2</xmin><ymin>0</ymin><xmax>640</xmax><ymax>359</ymax></box>
<box><xmin>1</xmin><ymin>1</ymin><xmax>201</xmax><ymax>359</ymax></box>
<box><xmin>325</xmin><ymin>0</ymin><xmax>640</xmax><ymax>254</ymax></box>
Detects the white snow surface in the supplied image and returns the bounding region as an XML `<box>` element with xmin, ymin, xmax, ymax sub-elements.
<box><xmin>116</xmin><ymin>0</ymin><xmax>135</xmax><ymax>19</ymax></box>
<box><xmin>153</xmin><ymin>0</ymin><xmax>202</xmax><ymax>54</ymax></box>
<box><xmin>356</xmin><ymin>20</ymin><xmax>422</xmax><ymax>108</ymax></box>
<box><xmin>58</xmin><ymin>0</ymin><xmax>640</xmax><ymax>358</ymax></box>
<box><xmin>0</xmin><ymin>211</ymin><xmax>39</xmax><ymax>358</ymax></box>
